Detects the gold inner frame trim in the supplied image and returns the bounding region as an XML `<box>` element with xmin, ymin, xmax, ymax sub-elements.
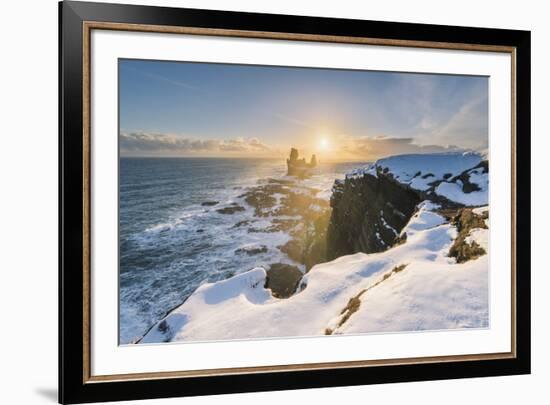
<box><xmin>82</xmin><ymin>20</ymin><xmax>517</xmax><ymax>384</ymax></box>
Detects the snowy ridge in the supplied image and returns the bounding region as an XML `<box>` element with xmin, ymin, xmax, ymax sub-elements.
<box><xmin>140</xmin><ymin>201</ymin><xmax>489</xmax><ymax>343</ymax></box>
<box><xmin>348</xmin><ymin>152</ymin><xmax>488</xmax><ymax>206</ymax></box>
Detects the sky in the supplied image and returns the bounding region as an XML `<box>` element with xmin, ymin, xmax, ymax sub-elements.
<box><xmin>119</xmin><ymin>59</ymin><xmax>488</xmax><ymax>160</ymax></box>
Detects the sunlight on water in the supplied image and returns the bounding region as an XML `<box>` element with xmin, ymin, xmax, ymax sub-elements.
<box><xmin>119</xmin><ymin>157</ymin><xmax>368</xmax><ymax>343</ymax></box>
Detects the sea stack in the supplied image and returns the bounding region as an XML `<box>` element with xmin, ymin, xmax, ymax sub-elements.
<box><xmin>286</xmin><ymin>148</ymin><xmax>317</xmax><ymax>177</ymax></box>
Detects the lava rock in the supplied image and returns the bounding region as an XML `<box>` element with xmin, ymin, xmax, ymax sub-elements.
<box><xmin>235</xmin><ymin>245</ymin><xmax>268</xmax><ymax>255</ymax></box>
<box><xmin>265</xmin><ymin>263</ymin><xmax>303</xmax><ymax>298</ymax></box>
<box><xmin>216</xmin><ymin>206</ymin><xmax>246</xmax><ymax>215</ymax></box>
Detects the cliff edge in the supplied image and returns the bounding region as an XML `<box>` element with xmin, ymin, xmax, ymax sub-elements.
<box><xmin>327</xmin><ymin>151</ymin><xmax>488</xmax><ymax>259</ymax></box>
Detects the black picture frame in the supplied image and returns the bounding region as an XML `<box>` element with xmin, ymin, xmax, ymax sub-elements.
<box><xmin>59</xmin><ymin>1</ymin><xmax>531</xmax><ymax>403</ymax></box>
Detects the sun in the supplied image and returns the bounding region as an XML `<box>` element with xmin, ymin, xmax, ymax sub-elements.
<box><xmin>319</xmin><ymin>138</ymin><xmax>330</xmax><ymax>151</ymax></box>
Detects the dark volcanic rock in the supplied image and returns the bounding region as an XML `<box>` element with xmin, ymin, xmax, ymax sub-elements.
<box><xmin>327</xmin><ymin>174</ymin><xmax>421</xmax><ymax>260</ymax></box>
<box><xmin>450</xmin><ymin>161</ymin><xmax>488</xmax><ymax>194</ymax></box>
<box><xmin>201</xmin><ymin>201</ymin><xmax>219</xmax><ymax>206</ymax></box>
<box><xmin>235</xmin><ymin>245</ymin><xmax>268</xmax><ymax>255</ymax></box>
<box><xmin>241</xmin><ymin>184</ymin><xmax>285</xmax><ymax>217</ymax></box>
<box><xmin>265</xmin><ymin>263</ymin><xmax>303</xmax><ymax>298</ymax></box>
<box><xmin>448</xmin><ymin>208</ymin><xmax>488</xmax><ymax>263</ymax></box>
<box><xmin>233</xmin><ymin>220</ymin><xmax>252</xmax><ymax>228</ymax></box>
<box><xmin>278</xmin><ymin>239</ymin><xmax>304</xmax><ymax>264</ymax></box>
<box><xmin>216</xmin><ymin>205</ymin><xmax>246</xmax><ymax>215</ymax></box>
<box><xmin>303</xmin><ymin>210</ymin><xmax>331</xmax><ymax>270</ymax></box>
<box><xmin>238</xmin><ymin>175</ymin><xmax>332</xmax><ymax>271</ymax></box>
<box><xmin>286</xmin><ymin>148</ymin><xmax>317</xmax><ymax>177</ymax></box>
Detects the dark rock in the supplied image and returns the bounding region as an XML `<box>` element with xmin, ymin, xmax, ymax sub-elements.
<box><xmin>233</xmin><ymin>220</ymin><xmax>252</xmax><ymax>228</ymax></box>
<box><xmin>201</xmin><ymin>201</ymin><xmax>219</xmax><ymax>206</ymax></box>
<box><xmin>216</xmin><ymin>206</ymin><xmax>246</xmax><ymax>215</ymax></box>
<box><xmin>278</xmin><ymin>239</ymin><xmax>304</xmax><ymax>263</ymax></box>
<box><xmin>448</xmin><ymin>208</ymin><xmax>487</xmax><ymax>263</ymax></box>
<box><xmin>241</xmin><ymin>184</ymin><xmax>285</xmax><ymax>217</ymax></box>
<box><xmin>327</xmin><ymin>173</ymin><xmax>421</xmax><ymax>259</ymax></box>
<box><xmin>303</xmin><ymin>210</ymin><xmax>331</xmax><ymax>270</ymax></box>
<box><xmin>265</xmin><ymin>263</ymin><xmax>303</xmax><ymax>298</ymax></box>
<box><xmin>235</xmin><ymin>245</ymin><xmax>268</xmax><ymax>255</ymax></box>
<box><xmin>275</xmin><ymin>192</ymin><xmax>328</xmax><ymax>219</ymax></box>
<box><xmin>449</xmin><ymin>161</ymin><xmax>488</xmax><ymax>194</ymax></box>
<box><xmin>287</xmin><ymin>148</ymin><xmax>317</xmax><ymax>177</ymax></box>
<box><xmin>324</xmin><ymin>158</ymin><xmax>489</xmax><ymax>263</ymax></box>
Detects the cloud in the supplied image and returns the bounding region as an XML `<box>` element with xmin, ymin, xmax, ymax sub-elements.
<box><xmin>339</xmin><ymin>135</ymin><xmax>460</xmax><ymax>160</ymax></box>
<box><xmin>120</xmin><ymin>132</ymin><xmax>272</xmax><ymax>156</ymax></box>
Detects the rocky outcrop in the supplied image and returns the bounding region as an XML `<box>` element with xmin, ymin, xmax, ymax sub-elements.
<box><xmin>448</xmin><ymin>208</ymin><xmax>488</xmax><ymax>263</ymax></box>
<box><xmin>287</xmin><ymin>148</ymin><xmax>317</xmax><ymax>177</ymax></box>
<box><xmin>327</xmin><ymin>173</ymin><xmax>421</xmax><ymax>259</ymax></box>
<box><xmin>239</xmin><ymin>176</ymin><xmax>330</xmax><ymax>270</ymax></box>
<box><xmin>326</xmin><ymin>153</ymin><xmax>489</xmax><ymax>260</ymax></box>
<box><xmin>216</xmin><ymin>205</ymin><xmax>245</xmax><ymax>214</ymax></box>
<box><xmin>265</xmin><ymin>263</ymin><xmax>303</xmax><ymax>298</ymax></box>
<box><xmin>235</xmin><ymin>244</ymin><xmax>268</xmax><ymax>255</ymax></box>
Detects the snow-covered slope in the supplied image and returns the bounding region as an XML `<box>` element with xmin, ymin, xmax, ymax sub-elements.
<box><xmin>140</xmin><ymin>201</ymin><xmax>489</xmax><ymax>343</ymax></box>
<box><xmin>376</xmin><ymin>152</ymin><xmax>488</xmax><ymax>205</ymax></box>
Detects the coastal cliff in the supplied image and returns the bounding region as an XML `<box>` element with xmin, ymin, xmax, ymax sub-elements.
<box><xmin>140</xmin><ymin>151</ymin><xmax>490</xmax><ymax>343</ymax></box>
<box><xmin>327</xmin><ymin>152</ymin><xmax>488</xmax><ymax>259</ymax></box>
<box><xmin>327</xmin><ymin>172</ymin><xmax>420</xmax><ymax>259</ymax></box>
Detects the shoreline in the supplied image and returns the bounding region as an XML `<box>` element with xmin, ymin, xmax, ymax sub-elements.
<box><xmin>122</xmin><ymin>151</ymin><xmax>489</xmax><ymax>344</ymax></box>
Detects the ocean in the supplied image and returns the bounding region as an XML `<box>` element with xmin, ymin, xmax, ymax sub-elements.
<box><xmin>119</xmin><ymin>157</ymin><xmax>366</xmax><ymax>344</ymax></box>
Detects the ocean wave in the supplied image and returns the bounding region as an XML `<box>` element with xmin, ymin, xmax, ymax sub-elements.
<box><xmin>119</xmin><ymin>161</ymin><xmax>359</xmax><ymax>343</ymax></box>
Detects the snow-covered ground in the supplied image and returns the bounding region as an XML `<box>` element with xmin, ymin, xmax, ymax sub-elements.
<box><xmin>379</xmin><ymin>152</ymin><xmax>488</xmax><ymax>205</ymax></box>
<box><xmin>141</xmin><ymin>200</ymin><xmax>489</xmax><ymax>343</ymax></box>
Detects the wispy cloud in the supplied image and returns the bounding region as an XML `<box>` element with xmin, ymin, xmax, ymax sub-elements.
<box><xmin>273</xmin><ymin>113</ymin><xmax>316</xmax><ymax>129</ymax></box>
<box><xmin>339</xmin><ymin>135</ymin><xmax>460</xmax><ymax>160</ymax></box>
<box><xmin>429</xmin><ymin>95</ymin><xmax>489</xmax><ymax>149</ymax></box>
<box><xmin>120</xmin><ymin>131</ymin><xmax>273</xmax><ymax>156</ymax></box>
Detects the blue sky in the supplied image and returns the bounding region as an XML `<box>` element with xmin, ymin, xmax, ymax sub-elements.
<box><xmin>119</xmin><ymin>59</ymin><xmax>488</xmax><ymax>159</ymax></box>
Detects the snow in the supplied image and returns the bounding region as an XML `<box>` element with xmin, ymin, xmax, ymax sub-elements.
<box><xmin>472</xmin><ymin>206</ymin><xmax>489</xmax><ymax>215</ymax></box>
<box><xmin>400</xmin><ymin>201</ymin><xmax>446</xmax><ymax>238</ymax></box>
<box><xmin>346</xmin><ymin>164</ymin><xmax>377</xmax><ymax>179</ymax></box>
<box><xmin>338</xmin><ymin>255</ymin><xmax>488</xmax><ymax>333</ymax></box>
<box><xmin>468</xmin><ymin>169</ymin><xmax>489</xmax><ymax>192</ymax></box>
<box><xmin>346</xmin><ymin>152</ymin><xmax>488</xmax><ymax>206</ymax></box>
<box><xmin>464</xmin><ymin>209</ymin><xmax>489</xmax><ymax>251</ymax></box>
<box><xmin>435</xmin><ymin>182</ymin><xmax>487</xmax><ymax>206</ymax></box>
<box><xmin>380</xmin><ymin>212</ymin><xmax>398</xmax><ymax>236</ymax></box>
<box><xmin>377</xmin><ymin>151</ymin><xmax>482</xmax><ymax>191</ymax></box>
<box><xmin>141</xmin><ymin>201</ymin><xmax>488</xmax><ymax>343</ymax></box>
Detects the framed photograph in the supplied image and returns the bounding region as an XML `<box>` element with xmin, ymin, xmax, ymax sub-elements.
<box><xmin>59</xmin><ymin>1</ymin><xmax>531</xmax><ymax>403</ymax></box>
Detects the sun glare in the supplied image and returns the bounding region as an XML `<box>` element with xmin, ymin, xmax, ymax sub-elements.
<box><xmin>319</xmin><ymin>138</ymin><xmax>330</xmax><ymax>150</ymax></box>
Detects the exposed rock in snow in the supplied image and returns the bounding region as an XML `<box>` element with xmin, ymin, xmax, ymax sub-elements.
<box><xmin>352</xmin><ymin>152</ymin><xmax>488</xmax><ymax>206</ymax></box>
<box><xmin>138</xmin><ymin>153</ymin><xmax>490</xmax><ymax>344</ymax></box>
<box><xmin>327</xmin><ymin>152</ymin><xmax>488</xmax><ymax>262</ymax></box>
<box><xmin>328</xmin><ymin>169</ymin><xmax>421</xmax><ymax>258</ymax></box>
<box><xmin>140</xmin><ymin>201</ymin><xmax>489</xmax><ymax>343</ymax></box>
<box><xmin>376</xmin><ymin>151</ymin><xmax>480</xmax><ymax>188</ymax></box>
